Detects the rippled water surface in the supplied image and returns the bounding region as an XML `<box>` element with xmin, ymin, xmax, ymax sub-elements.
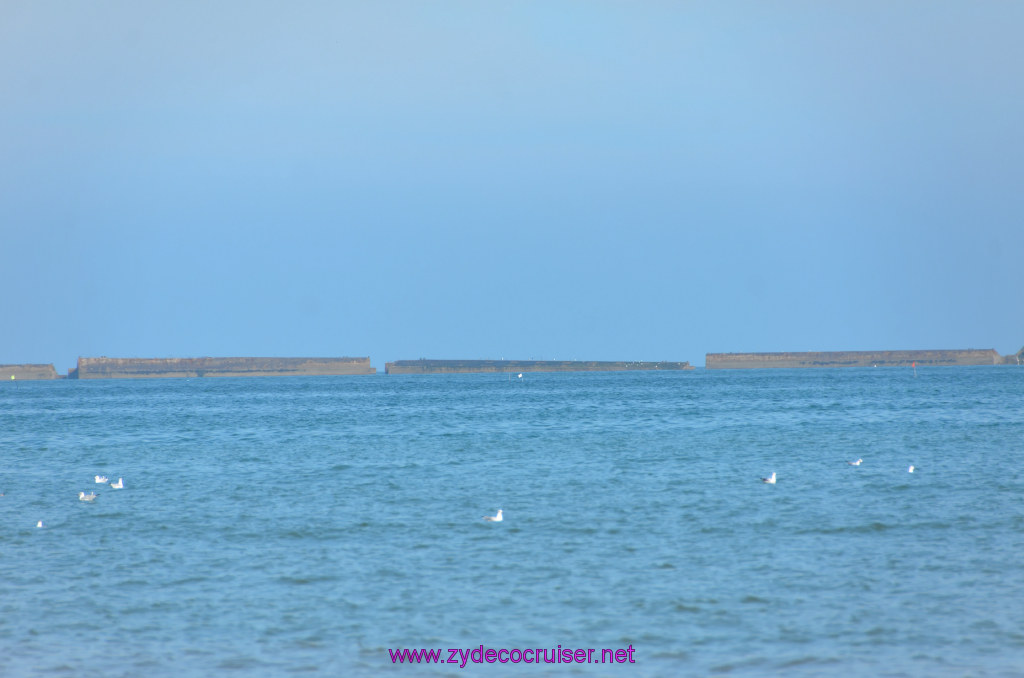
<box><xmin>2</xmin><ymin>367</ymin><xmax>1023</xmax><ymax>677</ymax></box>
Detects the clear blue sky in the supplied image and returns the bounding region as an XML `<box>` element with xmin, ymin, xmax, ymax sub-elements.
<box><xmin>3</xmin><ymin>2</ymin><xmax>1022</xmax><ymax>372</ymax></box>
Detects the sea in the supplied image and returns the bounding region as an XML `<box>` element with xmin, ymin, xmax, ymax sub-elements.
<box><xmin>1</xmin><ymin>367</ymin><xmax>1022</xmax><ymax>677</ymax></box>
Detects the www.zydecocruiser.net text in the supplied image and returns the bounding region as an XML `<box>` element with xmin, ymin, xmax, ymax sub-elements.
<box><xmin>389</xmin><ymin>645</ymin><xmax>637</xmax><ymax>668</ymax></box>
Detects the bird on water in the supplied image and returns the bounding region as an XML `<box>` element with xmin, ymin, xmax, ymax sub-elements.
<box><xmin>79</xmin><ymin>491</ymin><xmax>97</xmax><ymax>502</ymax></box>
<box><xmin>110</xmin><ymin>478</ymin><xmax>124</xmax><ymax>489</ymax></box>
<box><xmin>483</xmin><ymin>509</ymin><xmax>503</xmax><ymax>522</ymax></box>
<box><xmin>761</xmin><ymin>472</ymin><xmax>777</xmax><ymax>484</ymax></box>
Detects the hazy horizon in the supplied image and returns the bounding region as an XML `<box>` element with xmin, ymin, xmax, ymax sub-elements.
<box><xmin>6</xmin><ymin>346</ymin><xmax>1022</xmax><ymax>376</ymax></box>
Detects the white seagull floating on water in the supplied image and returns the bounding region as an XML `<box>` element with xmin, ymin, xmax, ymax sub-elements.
<box><xmin>36</xmin><ymin>520</ymin><xmax>44</xmax><ymax>528</ymax></box>
<box><xmin>79</xmin><ymin>491</ymin><xmax>97</xmax><ymax>502</ymax></box>
<box><xmin>110</xmin><ymin>478</ymin><xmax>124</xmax><ymax>489</ymax></box>
<box><xmin>95</xmin><ymin>475</ymin><xmax>108</xmax><ymax>484</ymax></box>
<box><xmin>483</xmin><ymin>509</ymin><xmax>503</xmax><ymax>522</ymax></box>
<box><xmin>908</xmin><ymin>465</ymin><xmax>915</xmax><ymax>473</ymax></box>
<box><xmin>847</xmin><ymin>459</ymin><xmax>863</xmax><ymax>466</ymax></box>
<box><xmin>761</xmin><ymin>472</ymin><xmax>777</xmax><ymax>484</ymax></box>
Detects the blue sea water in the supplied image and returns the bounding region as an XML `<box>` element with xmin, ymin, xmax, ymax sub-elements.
<box><xmin>2</xmin><ymin>367</ymin><xmax>1023</xmax><ymax>677</ymax></box>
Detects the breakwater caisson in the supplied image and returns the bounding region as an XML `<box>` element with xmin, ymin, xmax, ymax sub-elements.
<box><xmin>705</xmin><ymin>349</ymin><xmax>1012</xmax><ymax>369</ymax></box>
<box><xmin>2</xmin><ymin>364</ymin><xmax>59</xmax><ymax>380</ymax></box>
<box><xmin>384</xmin><ymin>359</ymin><xmax>693</xmax><ymax>375</ymax></box>
<box><xmin>70</xmin><ymin>356</ymin><xmax>376</xmax><ymax>379</ymax></box>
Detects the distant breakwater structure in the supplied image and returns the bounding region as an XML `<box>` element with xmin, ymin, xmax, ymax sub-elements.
<box><xmin>0</xmin><ymin>356</ymin><xmax>382</xmax><ymax>380</ymax></box>
<box><xmin>2</xmin><ymin>356</ymin><xmax>691</xmax><ymax>380</ymax></box>
<box><xmin>1</xmin><ymin>364</ymin><xmax>59</xmax><ymax>380</ymax></box>
<box><xmin>384</xmin><ymin>359</ymin><xmax>694</xmax><ymax>375</ymax></box>
<box><xmin>4</xmin><ymin>347</ymin><xmax>1022</xmax><ymax>381</ymax></box>
<box><xmin>705</xmin><ymin>348</ymin><xmax>1023</xmax><ymax>369</ymax></box>
<box><xmin>65</xmin><ymin>356</ymin><xmax>377</xmax><ymax>379</ymax></box>
<box><xmin>4</xmin><ymin>358</ymin><xmax>692</xmax><ymax>378</ymax></box>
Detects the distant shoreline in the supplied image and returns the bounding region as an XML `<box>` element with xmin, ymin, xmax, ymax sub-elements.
<box><xmin>3</xmin><ymin>347</ymin><xmax>1021</xmax><ymax>380</ymax></box>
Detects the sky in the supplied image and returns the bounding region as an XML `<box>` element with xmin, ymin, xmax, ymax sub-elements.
<box><xmin>2</xmin><ymin>1</ymin><xmax>1022</xmax><ymax>372</ymax></box>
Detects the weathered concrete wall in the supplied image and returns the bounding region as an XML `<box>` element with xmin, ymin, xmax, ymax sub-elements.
<box><xmin>1</xmin><ymin>364</ymin><xmax>59</xmax><ymax>380</ymax></box>
<box><xmin>385</xmin><ymin>359</ymin><xmax>693</xmax><ymax>374</ymax></box>
<box><xmin>74</xmin><ymin>357</ymin><xmax>375</xmax><ymax>379</ymax></box>
<box><xmin>705</xmin><ymin>349</ymin><xmax>1003</xmax><ymax>369</ymax></box>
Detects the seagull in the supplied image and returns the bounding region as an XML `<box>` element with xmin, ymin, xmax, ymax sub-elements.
<box><xmin>36</xmin><ymin>520</ymin><xmax>44</xmax><ymax>528</ymax></box>
<box><xmin>483</xmin><ymin>509</ymin><xmax>503</xmax><ymax>522</ymax></box>
<box><xmin>95</xmin><ymin>475</ymin><xmax>108</xmax><ymax>484</ymax></box>
<box><xmin>79</xmin><ymin>491</ymin><xmax>97</xmax><ymax>501</ymax></box>
<box><xmin>761</xmin><ymin>472</ymin><xmax>777</xmax><ymax>484</ymax></box>
<box><xmin>110</xmin><ymin>478</ymin><xmax>124</xmax><ymax>489</ymax></box>
<box><xmin>847</xmin><ymin>459</ymin><xmax>863</xmax><ymax>466</ymax></box>
<box><xmin>908</xmin><ymin>465</ymin><xmax>915</xmax><ymax>473</ymax></box>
